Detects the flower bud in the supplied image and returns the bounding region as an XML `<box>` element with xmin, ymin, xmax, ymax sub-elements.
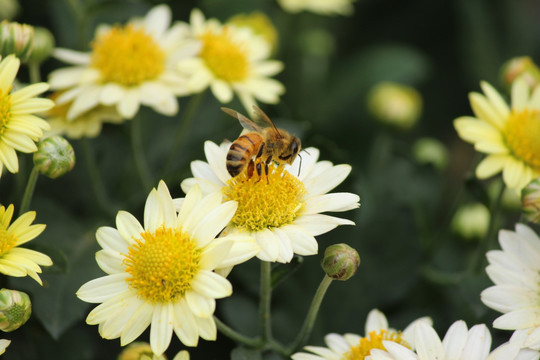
<box><xmin>412</xmin><ymin>137</ymin><xmax>449</xmax><ymax>171</ymax></box>
<box><xmin>0</xmin><ymin>289</ymin><xmax>31</xmax><ymax>332</ymax></box>
<box><xmin>367</xmin><ymin>82</ymin><xmax>422</xmax><ymax>130</ymax></box>
<box><xmin>0</xmin><ymin>0</ymin><xmax>19</xmax><ymax>21</ymax></box>
<box><xmin>522</xmin><ymin>178</ymin><xmax>540</xmax><ymax>224</ymax></box>
<box><xmin>118</xmin><ymin>342</ymin><xmax>166</xmax><ymax>360</ymax></box>
<box><xmin>500</xmin><ymin>56</ymin><xmax>540</xmax><ymax>90</ymax></box>
<box><xmin>228</xmin><ymin>12</ymin><xmax>278</xmax><ymax>54</ymax></box>
<box><xmin>451</xmin><ymin>202</ymin><xmax>490</xmax><ymax>240</ymax></box>
<box><xmin>28</xmin><ymin>26</ymin><xmax>54</xmax><ymax>64</ymax></box>
<box><xmin>172</xmin><ymin>351</ymin><xmax>189</xmax><ymax>360</ymax></box>
<box><xmin>33</xmin><ymin>135</ymin><xmax>75</xmax><ymax>179</ymax></box>
<box><xmin>321</xmin><ymin>243</ymin><xmax>360</xmax><ymax>281</ymax></box>
<box><xmin>0</xmin><ymin>20</ymin><xmax>33</xmax><ymax>62</ymax></box>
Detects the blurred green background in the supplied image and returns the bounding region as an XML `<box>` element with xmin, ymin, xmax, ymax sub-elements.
<box><xmin>1</xmin><ymin>0</ymin><xmax>539</xmax><ymax>358</ymax></box>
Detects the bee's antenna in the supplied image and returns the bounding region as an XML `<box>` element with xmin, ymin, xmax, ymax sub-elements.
<box><xmin>297</xmin><ymin>153</ymin><xmax>303</xmax><ymax>177</ymax></box>
<box><xmin>300</xmin><ymin>148</ymin><xmax>311</xmax><ymax>156</ymax></box>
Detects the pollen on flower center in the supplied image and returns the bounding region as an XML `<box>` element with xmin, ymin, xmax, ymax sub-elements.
<box><xmin>0</xmin><ymin>229</ymin><xmax>16</xmax><ymax>256</ymax></box>
<box><xmin>199</xmin><ymin>28</ymin><xmax>249</xmax><ymax>82</ymax></box>
<box><xmin>91</xmin><ymin>25</ymin><xmax>166</xmax><ymax>86</ymax></box>
<box><xmin>504</xmin><ymin>109</ymin><xmax>540</xmax><ymax>170</ymax></box>
<box><xmin>222</xmin><ymin>164</ymin><xmax>306</xmax><ymax>232</ymax></box>
<box><xmin>342</xmin><ymin>330</ymin><xmax>410</xmax><ymax>360</ymax></box>
<box><xmin>123</xmin><ymin>226</ymin><xmax>202</xmax><ymax>303</ymax></box>
<box><xmin>0</xmin><ymin>90</ymin><xmax>12</xmax><ymax>135</ymax></box>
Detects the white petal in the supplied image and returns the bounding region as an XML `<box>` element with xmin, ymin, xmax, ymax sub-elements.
<box><xmin>303</xmin><ymin>164</ymin><xmax>352</xmax><ymax>195</ymax></box>
<box><xmin>365</xmin><ymin>309</ymin><xmax>389</xmax><ymax>333</ymax></box>
<box><xmin>254</xmin><ymin>228</ymin><xmax>279</xmax><ymax>262</ymax></box>
<box><xmin>184</xmin><ymin>290</ymin><xmax>215</xmax><ymax>318</ymax></box>
<box><xmin>304</xmin><ymin>193</ymin><xmax>360</xmax><ymax>214</ymax></box>
<box><xmin>116</xmin><ymin>211</ymin><xmax>144</xmax><ymax>245</ymax></box>
<box><xmin>96</xmin><ymin>226</ymin><xmax>129</xmax><ymax>254</ymax></box>
<box><xmin>77</xmin><ymin>273</ymin><xmax>130</xmax><ymax>303</ymax></box>
<box><xmin>191</xmin><ymin>270</ymin><xmax>232</xmax><ymax>299</ymax></box>
<box><xmin>120</xmin><ymin>301</ymin><xmax>154</xmax><ymax>345</ymax></box>
<box><xmin>173</xmin><ymin>299</ymin><xmax>199</xmax><ymax>347</ymax></box>
<box><xmin>191</xmin><ymin>201</ymin><xmax>237</xmax><ymax>247</ymax></box>
<box><xmin>149</xmin><ymin>303</ymin><xmax>174</xmax><ymax>356</ymax></box>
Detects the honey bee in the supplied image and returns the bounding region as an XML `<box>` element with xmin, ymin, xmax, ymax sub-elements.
<box><xmin>222</xmin><ymin>106</ymin><xmax>301</xmax><ymax>179</ymax></box>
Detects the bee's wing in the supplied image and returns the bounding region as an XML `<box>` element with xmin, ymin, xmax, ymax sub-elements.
<box><xmin>252</xmin><ymin>105</ymin><xmax>282</xmax><ymax>138</ymax></box>
<box><xmin>221</xmin><ymin>107</ymin><xmax>262</xmax><ymax>132</ymax></box>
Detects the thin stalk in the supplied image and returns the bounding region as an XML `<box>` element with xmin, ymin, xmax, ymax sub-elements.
<box><xmin>286</xmin><ymin>275</ymin><xmax>334</xmax><ymax>355</ymax></box>
<box><xmin>214</xmin><ymin>316</ymin><xmax>262</xmax><ymax>348</ymax></box>
<box><xmin>28</xmin><ymin>62</ymin><xmax>41</xmax><ymax>83</ymax></box>
<box><xmin>259</xmin><ymin>261</ymin><xmax>273</xmax><ymax>342</ymax></box>
<box><xmin>163</xmin><ymin>91</ymin><xmax>205</xmax><ymax>174</ymax></box>
<box><xmin>130</xmin><ymin>114</ymin><xmax>153</xmax><ymax>192</ymax></box>
<box><xmin>18</xmin><ymin>166</ymin><xmax>39</xmax><ymax>215</ymax></box>
<box><xmin>81</xmin><ymin>138</ymin><xmax>114</xmax><ymax>217</ymax></box>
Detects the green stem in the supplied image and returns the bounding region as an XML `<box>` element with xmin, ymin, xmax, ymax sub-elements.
<box><xmin>19</xmin><ymin>166</ymin><xmax>39</xmax><ymax>215</ymax></box>
<box><xmin>163</xmin><ymin>91</ymin><xmax>205</xmax><ymax>174</ymax></box>
<box><xmin>214</xmin><ymin>316</ymin><xmax>262</xmax><ymax>348</ymax></box>
<box><xmin>470</xmin><ymin>183</ymin><xmax>505</xmax><ymax>274</ymax></box>
<box><xmin>259</xmin><ymin>261</ymin><xmax>273</xmax><ymax>342</ymax></box>
<box><xmin>286</xmin><ymin>275</ymin><xmax>334</xmax><ymax>355</ymax></box>
<box><xmin>28</xmin><ymin>62</ymin><xmax>41</xmax><ymax>83</ymax></box>
<box><xmin>81</xmin><ymin>138</ymin><xmax>114</xmax><ymax>217</ymax></box>
<box><xmin>130</xmin><ymin>114</ymin><xmax>153</xmax><ymax>192</ymax></box>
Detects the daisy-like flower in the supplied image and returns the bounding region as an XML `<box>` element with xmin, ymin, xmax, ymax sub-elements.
<box><xmin>76</xmin><ymin>181</ymin><xmax>259</xmax><ymax>355</ymax></box>
<box><xmin>277</xmin><ymin>0</ymin><xmax>356</xmax><ymax>16</ymax></box>
<box><xmin>0</xmin><ymin>204</ymin><xmax>52</xmax><ymax>285</ymax></box>
<box><xmin>481</xmin><ymin>223</ymin><xmax>540</xmax><ymax>350</ymax></box>
<box><xmin>454</xmin><ymin>78</ymin><xmax>540</xmax><ymax>192</ymax></box>
<box><xmin>0</xmin><ymin>54</ymin><xmax>53</xmax><ymax>176</ymax></box>
<box><xmin>369</xmin><ymin>321</ymin><xmax>539</xmax><ymax>360</ymax></box>
<box><xmin>291</xmin><ymin>309</ymin><xmax>431</xmax><ymax>360</ymax></box>
<box><xmin>48</xmin><ymin>5</ymin><xmax>200</xmax><ymax>120</ymax></box>
<box><xmin>177</xmin><ymin>9</ymin><xmax>284</xmax><ymax>111</ymax></box>
<box><xmin>45</xmin><ymin>91</ymin><xmax>123</xmax><ymax>139</ymax></box>
<box><xmin>0</xmin><ymin>339</ymin><xmax>9</xmax><ymax>355</ymax></box>
<box><xmin>180</xmin><ymin>141</ymin><xmax>360</xmax><ymax>263</ymax></box>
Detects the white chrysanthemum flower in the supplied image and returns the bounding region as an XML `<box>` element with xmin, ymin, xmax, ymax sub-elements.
<box><xmin>291</xmin><ymin>309</ymin><xmax>431</xmax><ymax>360</ymax></box>
<box><xmin>369</xmin><ymin>321</ymin><xmax>539</xmax><ymax>360</ymax></box>
<box><xmin>454</xmin><ymin>78</ymin><xmax>540</xmax><ymax>192</ymax></box>
<box><xmin>0</xmin><ymin>54</ymin><xmax>53</xmax><ymax>176</ymax></box>
<box><xmin>76</xmin><ymin>181</ymin><xmax>259</xmax><ymax>355</ymax></box>
<box><xmin>177</xmin><ymin>9</ymin><xmax>284</xmax><ymax>111</ymax></box>
<box><xmin>481</xmin><ymin>223</ymin><xmax>540</xmax><ymax>351</ymax></box>
<box><xmin>180</xmin><ymin>141</ymin><xmax>359</xmax><ymax>263</ymax></box>
<box><xmin>277</xmin><ymin>0</ymin><xmax>356</xmax><ymax>16</ymax></box>
<box><xmin>48</xmin><ymin>5</ymin><xmax>200</xmax><ymax>120</ymax></box>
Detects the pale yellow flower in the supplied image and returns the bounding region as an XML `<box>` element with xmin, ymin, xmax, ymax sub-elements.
<box><xmin>454</xmin><ymin>79</ymin><xmax>540</xmax><ymax>191</ymax></box>
<box><xmin>0</xmin><ymin>204</ymin><xmax>52</xmax><ymax>285</ymax></box>
<box><xmin>277</xmin><ymin>0</ymin><xmax>356</xmax><ymax>15</ymax></box>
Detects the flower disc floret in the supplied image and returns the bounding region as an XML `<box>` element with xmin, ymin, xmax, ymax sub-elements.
<box><xmin>91</xmin><ymin>25</ymin><xmax>165</xmax><ymax>86</ymax></box>
<box><xmin>222</xmin><ymin>164</ymin><xmax>306</xmax><ymax>232</ymax></box>
<box><xmin>0</xmin><ymin>89</ymin><xmax>11</xmax><ymax>134</ymax></box>
<box><xmin>124</xmin><ymin>226</ymin><xmax>201</xmax><ymax>303</ymax></box>
<box><xmin>344</xmin><ymin>330</ymin><xmax>409</xmax><ymax>360</ymax></box>
<box><xmin>504</xmin><ymin>109</ymin><xmax>540</xmax><ymax>170</ymax></box>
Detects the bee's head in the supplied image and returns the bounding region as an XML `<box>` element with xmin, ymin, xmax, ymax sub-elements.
<box><xmin>279</xmin><ymin>136</ymin><xmax>301</xmax><ymax>165</ymax></box>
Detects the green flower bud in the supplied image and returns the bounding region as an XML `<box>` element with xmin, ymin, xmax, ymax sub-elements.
<box><xmin>500</xmin><ymin>56</ymin><xmax>540</xmax><ymax>90</ymax></box>
<box><xmin>33</xmin><ymin>135</ymin><xmax>75</xmax><ymax>179</ymax></box>
<box><xmin>522</xmin><ymin>178</ymin><xmax>540</xmax><ymax>224</ymax></box>
<box><xmin>321</xmin><ymin>243</ymin><xmax>360</xmax><ymax>281</ymax></box>
<box><xmin>0</xmin><ymin>20</ymin><xmax>33</xmax><ymax>62</ymax></box>
<box><xmin>0</xmin><ymin>289</ymin><xmax>31</xmax><ymax>332</ymax></box>
<box><xmin>0</xmin><ymin>0</ymin><xmax>19</xmax><ymax>21</ymax></box>
<box><xmin>451</xmin><ymin>202</ymin><xmax>490</xmax><ymax>240</ymax></box>
<box><xmin>367</xmin><ymin>82</ymin><xmax>422</xmax><ymax>131</ymax></box>
<box><xmin>28</xmin><ymin>26</ymin><xmax>54</xmax><ymax>64</ymax></box>
<box><xmin>172</xmin><ymin>351</ymin><xmax>189</xmax><ymax>360</ymax></box>
<box><xmin>118</xmin><ymin>342</ymin><xmax>166</xmax><ymax>360</ymax></box>
<box><xmin>412</xmin><ymin>137</ymin><xmax>449</xmax><ymax>171</ymax></box>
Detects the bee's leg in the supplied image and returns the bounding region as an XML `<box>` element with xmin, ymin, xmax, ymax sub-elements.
<box><xmin>264</xmin><ymin>155</ymin><xmax>273</xmax><ymax>184</ymax></box>
<box><xmin>255</xmin><ymin>143</ymin><xmax>265</xmax><ymax>182</ymax></box>
<box><xmin>247</xmin><ymin>160</ymin><xmax>255</xmax><ymax>179</ymax></box>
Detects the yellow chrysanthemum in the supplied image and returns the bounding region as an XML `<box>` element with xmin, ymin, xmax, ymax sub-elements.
<box><xmin>77</xmin><ymin>181</ymin><xmax>259</xmax><ymax>355</ymax></box>
<box><xmin>454</xmin><ymin>78</ymin><xmax>540</xmax><ymax>191</ymax></box>
<box><xmin>0</xmin><ymin>204</ymin><xmax>52</xmax><ymax>285</ymax></box>
<box><xmin>0</xmin><ymin>54</ymin><xmax>53</xmax><ymax>176</ymax></box>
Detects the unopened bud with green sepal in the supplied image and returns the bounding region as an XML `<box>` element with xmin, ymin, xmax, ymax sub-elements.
<box><xmin>321</xmin><ymin>243</ymin><xmax>360</xmax><ymax>281</ymax></box>
<box><xmin>0</xmin><ymin>20</ymin><xmax>33</xmax><ymax>62</ymax></box>
<box><xmin>0</xmin><ymin>289</ymin><xmax>31</xmax><ymax>332</ymax></box>
<box><xmin>33</xmin><ymin>135</ymin><xmax>75</xmax><ymax>179</ymax></box>
<box><xmin>28</xmin><ymin>26</ymin><xmax>54</xmax><ymax>64</ymax></box>
<box><xmin>522</xmin><ymin>178</ymin><xmax>540</xmax><ymax>224</ymax></box>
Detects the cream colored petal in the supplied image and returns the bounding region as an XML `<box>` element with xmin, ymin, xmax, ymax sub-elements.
<box><xmin>254</xmin><ymin>228</ymin><xmax>280</xmax><ymax>262</ymax></box>
<box><xmin>10</xmin><ymin>83</ymin><xmax>49</xmax><ymax>103</ymax></box>
<box><xmin>453</xmin><ymin>117</ymin><xmax>502</xmax><ymax>145</ymax></box>
<box><xmin>181</xmin><ymin>192</ymin><xmax>222</xmax><ymax>235</ymax></box>
<box><xmin>210</xmin><ymin>80</ymin><xmax>233</xmax><ymax>103</ymax></box>
<box><xmin>303</xmin><ymin>164</ymin><xmax>351</xmax><ymax>196</ymax></box>
<box><xmin>273</xmin><ymin>227</ymin><xmax>294</xmax><ymax>263</ymax></box>
<box><xmin>2</xmin><ymin>133</ymin><xmax>37</xmax><ymax>153</ymax></box>
<box><xmin>157</xmin><ymin>181</ymin><xmax>176</xmax><ymax>228</ymax></box>
<box><xmin>476</xmin><ymin>154</ymin><xmax>510</xmax><ymax>179</ymax></box>
<box><xmin>173</xmin><ymin>299</ymin><xmax>199</xmax><ymax>347</ymax></box>
<box><xmin>441</xmin><ymin>320</ymin><xmax>468</xmax><ymax>359</ymax></box>
<box><xmin>10</xmin><ymin>98</ymin><xmax>55</xmax><ymax>115</ymax></box>
<box><xmin>96</xmin><ymin>249</ymin><xmax>124</xmax><ymax>274</ymax></box>
<box><xmin>117</xmin><ymin>89</ymin><xmax>141</xmax><ymax>119</ymax></box>
<box><xmin>67</xmin><ymin>86</ymin><xmax>101</xmax><ymax>120</ymax></box>
<box><xmin>494</xmin><ymin>308</ymin><xmax>540</xmax><ymax>330</ymax></box>
<box><xmin>116</xmin><ymin>211</ymin><xmax>144</xmax><ymax>245</ymax></box>
<box><xmin>2</xmin><ymin>253</ymin><xmax>41</xmax><ymax>272</ymax></box>
<box><xmin>149</xmin><ymin>303</ymin><xmax>174</xmax><ymax>356</ymax></box>
<box><xmin>144</xmin><ymin>4</ymin><xmax>171</xmax><ymax>39</ymax></box>
<box><xmin>177</xmin><ymin>185</ymin><xmax>202</xmax><ymax>225</ymax></box>
<box><xmin>96</xmin><ymin>226</ymin><xmax>130</xmax><ymax>254</ymax></box>
<box><xmin>8</xmin><ymin>210</ymin><xmax>36</xmax><ymax>232</ymax></box>
<box><xmin>191</xmin><ymin>270</ymin><xmax>232</xmax><ymax>299</ymax></box>
<box><xmin>402</xmin><ymin>316</ymin><xmax>433</xmax><ymax>348</ymax></box>
<box><xmin>53</xmin><ymin>48</ymin><xmax>91</xmax><ymax>64</ymax></box>
<box><xmin>99</xmin><ymin>83</ymin><xmax>125</xmax><ymax>106</ymax></box>
<box><xmin>196</xmin><ymin>316</ymin><xmax>217</xmax><ymax>341</ymax></box>
<box><xmin>97</xmin><ymin>295</ymin><xmax>143</xmax><ymax>340</ymax></box>
<box><xmin>190</xmin><ymin>160</ymin><xmax>223</xmax><ymax>186</ymax></box>
<box><xmin>512</xmin><ymin>78</ymin><xmax>529</xmax><ymax>111</ymax></box>
<box><xmin>211</xmin><ymin>235</ymin><xmax>259</xmax><ymax>268</ymax></box>
<box><xmin>120</xmin><ymin>301</ymin><xmax>154</xmax><ymax>345</ymax></box>
<box><xmin>481</xmin><ymin>285</ymin><xmax>536</xmax><ymax>313</ymax></box>
<box><xmin>480</xmin><ymin>81</ymin><xmax>510</xmax><ymax>125</ymax></box>
<box><xmin>199</xmin><ymin>240</ymin><xmax>232</xmax><ymax>270</ymax></box>
<box><xmin>204</xmin><ymin>140</ymin><xmax>231</xmax><ymax>184</ymax></box>
<box><xmin>414</xmin><ymin>322</ymin><xmax>445</xmax><ymax>359</ymax></box>
<box><xmin>365</xmin><ymin>309</ymin><xmax>389</xmax><ymax>333</ymax></box>
<box><xmin>254</xmin><ymin>60</ymin><xmax>284</xmax><ymax>76</ymax></box>
<box><xmin>469</xmin><ymin>92</ymin><xmax>507</xmax><ymax>129</ymax></box>
<box><xmin>324</xmin><ymin>333</ymin><xmax>349</xmax><ymax>354</ymax></box>
<box><xmin>76</xmin><ymin>273</ymin><xmax>130</xmax><ymax>303</ymax></box>
<box><xmin>192</xmin><ymin>200</ymin><xmax>237</xmax><ymax>248</ymax></box>
<box><xmin>287</xmin><ymin>147</ymin><xmax>320</xmax><ymax>182</ymax></box>
<box><xmin>0</xmin><ymin>56</ymin><xmax>19</xmax><ymax>94</ymax></box>
<box><xmin>0</xmin><ymin>142</ymin><xmax>19</xmax><ymax>173</ymax></box>
<box><xmin>462</xmin><ymin>324</ymin><xmax>491</xmax><ymax>359</ymax></box>
<box><xmin>87</xmin><ymin>292</ymin><xmax>139</xmax><ymax>326</ymax></box>
<box><xmin>0</xmin><ymin>260</ymin><xmax>26</xmax><ymax>277</ymax></box>
<box><xmin>143</xmin><ymin>188</ymin><xmax>163</xmax><ymax>233</ymax></box>
<box><xmin>529</xmin><ymin>84</ymin><xmax>540</xmax><ymax>109</ymax></box>
<box><xmin>293</xmin><ymin>214</ymin><xmax>354</xmax><ymax>236</ymax></box>
<box><xmin>7</xmin><ymin>248</ymin><xmax>51</xmax><ymax>265</ymax></box>
<box><xmin>303</xmin><ymin>193</ymin><xmax>360</xmax><ymax>215</ymax></box>
<box><xmin>48</xmin><ymin>67</ymin><xmax>86</xmax><ymax>89</ymax></box>
<box><xmin>502</xmin><ymin>158</ymin><xmax>527</xmax><ymax>190</ymax></box>
<box><xmin>281</xmin><ymin>225</ymin><xmax>318</xmax><ymax>256</ymax></box>
<box><xmin>184</xmin><ymin>290</ymin><xmax>216</xmax><ymax>318</ymax></box>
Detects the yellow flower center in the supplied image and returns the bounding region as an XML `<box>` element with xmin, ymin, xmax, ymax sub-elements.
<box><xmin>504</xmin><ymin>109</ymin><xmax>540</xmax><ymax>171</ymax></box>
<box><xmin>0</xmin><ymin>229</ymin><xmax>17</xmax><ymax>256</ymax></box>
<box><xmin>341</xmin><ymin>330</ymin><xmax>410</xmax><ymax>360</ymax></box>
<box><xmin>91</xmin><ymin>25</ymin><xmax>166</xmax><ymax>86</ymax></box>
<box><xmin>123</xmin><ymin>225</ymin><xmax>202</xmax><ymax>303</ymax></box>
<box><xmin>199</xmin><ymin>27</ymin><xmax>249</xmax><ymax>82</ymax></box>
<box><xmin>0</xmin><ymin>89</ymin><xmax>12</xmax><ymax>135</ymax></box>
<box><xmin>222</xmin><ymin>164</ymin><xmax>306</xmax><ymax>232</ymax></box>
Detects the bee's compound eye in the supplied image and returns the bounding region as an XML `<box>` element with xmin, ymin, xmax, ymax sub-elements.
<box><xmin>291</xmin><ymin>140</ymin><xmax>299</xmax><ymax>155</ymax></box>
